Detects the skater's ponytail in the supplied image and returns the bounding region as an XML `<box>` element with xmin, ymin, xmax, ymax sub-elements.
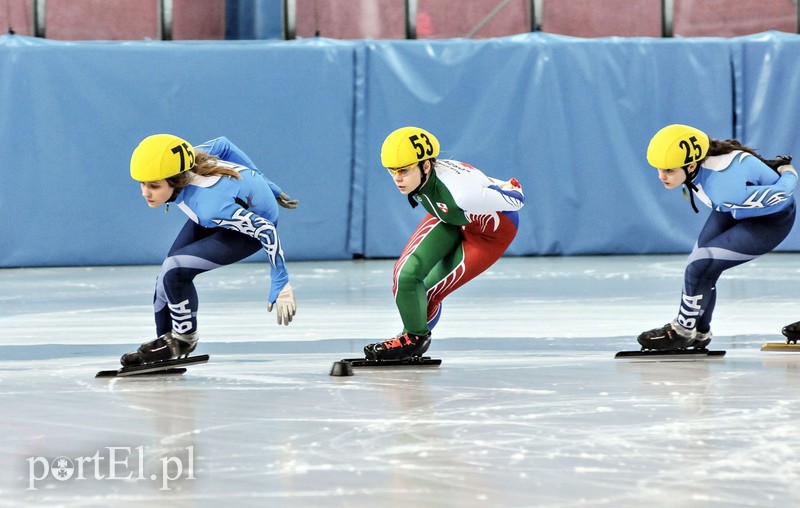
<box><xmin>706</xmin><ymin>139</ymin><xmax>792</xmax><ymax>173</ymax></box>
<box><xmin>166</xmin><ymin>150</ymin><xmax>242</xmax><ymax>195</ymax></box>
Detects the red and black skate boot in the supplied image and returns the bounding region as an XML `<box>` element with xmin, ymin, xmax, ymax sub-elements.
<box><xmin>120</xmin><ymin>331</ymin><xmax>198</xmax><ymax>367</ymax></box>
<box><xmin>637</xmin><ymin>320</ymin><xmax>707</xmax><ymax>351</ymax></box>
<box><xmin>364</xmin><ymin>332</ymin><xmax>431</xmax><ymax>361</ymax></box>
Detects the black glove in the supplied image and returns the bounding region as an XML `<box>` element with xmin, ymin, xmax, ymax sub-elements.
<box><xmin>763</xmin><ymin>155</ymin><xmax>793</xmax><ymax>174</ymax></box>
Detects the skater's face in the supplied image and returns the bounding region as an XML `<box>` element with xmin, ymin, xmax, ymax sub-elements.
<box><xmin>656</xmin><ymin>163</ymin><xmax>693</xmax><ymax>190</ymax></box>
<box><xmin>387</xmin><ymin>160</ymin><xmax>430</xmax><ymax>195</ymax></box>
<box><xmin>140</xmin><ymin>180</ymin><xmax>174</xmax><ymax>208</ymax></box>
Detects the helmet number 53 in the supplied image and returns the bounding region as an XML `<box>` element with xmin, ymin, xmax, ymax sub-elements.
<box><xmin>409</xmin><ymin>133</ymin><xmax>435</xmax><ymax>159</ymax></box>
<box><xmin>679</xmin><ymin>136</ymin><xmax>703</xmax><ymax>165</ymax></box>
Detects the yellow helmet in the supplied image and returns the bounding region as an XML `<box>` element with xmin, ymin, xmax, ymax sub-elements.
<box><xmin>381</xmin><ymin>126</ymin><xmax>440</xmax><ymax>169</ymax></box>
<box><xmin>130</xmin><ymin>134</ymin><xmax>196</xmax><ymax>182</ymax></box>
<box><xmin>646</xmin><ymin>124</ymin><xmax>709</xmax><ymax>169</ymax></box>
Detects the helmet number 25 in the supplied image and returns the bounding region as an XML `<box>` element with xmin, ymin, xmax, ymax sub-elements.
<box><xmin>679</xmin><ymin>136</ymin><xmax>703</xmax><ymax>165</ymax></box>
<box><xmin>171</xmin><ymin>142</ymin><xmax>195</xmax><ymax>173</ymax></box>
<box><xmin>409</xmin><ymin>133</ymin><xmax>435</xmax><ymax>159</ymax></box>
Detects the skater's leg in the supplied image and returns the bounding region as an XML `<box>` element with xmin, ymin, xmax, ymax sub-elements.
<box><xmin>366</xmin><ymin>212</ymin><xmax>518</xmax><ymax>361</ymax></box>
<box><xmin>641</xmin><ymin>206</ymin><xmax>795</xmax><ymax>350</ymax></box>
<box><xmin>153</xmin><ymin>221</ymin><xmax>261</xmax><ymax>337</ymax></box>
<box><xmin>153</xmin><ymin>220</ymin><xmax>212</xmax><ymax>336</ymax></box>
<box><xmin>423</xmin><ymin>212</ymin><xmax>518</xmax><ymax>327</ymax></box>
<box><xmin>128</xmin><ymin>222</ymin><xmax>261</xmax><ymax>366</ymax></box>
<box><xmin>363</xmin><ymin>216</ymin><xmax>458</xmax><ymax>361</ymax></box>
<box><xmin>681</xmin><ymin>207</ymin><xmax>794</xmax><ymax>333</ymax></box>
<box><xmin>392</xmin><ymin>215</ymin><xmax>462</xmax><ymax>336</ymax></box>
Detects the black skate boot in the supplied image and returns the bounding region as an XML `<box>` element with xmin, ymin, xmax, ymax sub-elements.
<box><xmin>782</xmin><ymin>320</ymin><xmax>800</xmax><ymax>343</ymax></box>
<box><xmin>120</xmin><ymin>331</ymin><xmax>199</xmax><ymax>367</ymax></box>
<box><xmin>692</xmin><ymin>329</ymin><xmax>712</xmax><ymax>349</ymax></box>
<box><xmin>364</xmin><ymin>332</ymin><xmax>431</xmax><ymax>361</ymax></box>
<box><xmin>637</xmin><ymin>320</ymin><xmax>705</xmax><ymax>351</ymax></box>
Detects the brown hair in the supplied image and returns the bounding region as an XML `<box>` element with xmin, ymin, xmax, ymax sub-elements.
<box><xmin>705</xmin><ymin>139</ymin><xmax>790</xmax><ymax>170</ymax></box>
<box><xmin>166</xmin><ymin>150</ymin><xmax>242</xmax><ymax>196</ymax></box>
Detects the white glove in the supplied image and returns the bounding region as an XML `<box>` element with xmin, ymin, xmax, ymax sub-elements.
<box><xmin>267</xmin><ymin>283</ymin><xmax>296</xmax><ymax>325</ymax></box>
<box><xmin>778</xmin><ymin>164</ymin><xmax>798</xmax><ymax>177</ymax></box>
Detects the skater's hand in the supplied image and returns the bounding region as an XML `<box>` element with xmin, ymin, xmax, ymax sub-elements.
<box><xmin>778</xmin><ymin>164</ymin><xmax>798</xmax><ymax>177</ymax></box>
<box><xmin>277</xmin><ymin>192</ymin><xmax>299</xmax><ymax>209</ymax></box>
<box><xmin>267</xmin><ymin>283</ymin><xmax>296</xmax><ymax>325</ymax></box>
<box><xmin>489</xmin><ymin>177</ymin><xmax>522</xmax><ymax>193</ymax></box>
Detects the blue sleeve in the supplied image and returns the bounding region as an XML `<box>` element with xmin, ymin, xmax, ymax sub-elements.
<box><xmin>210</xmin><ymin>204</ymin><xmax>290</xmax><ymax>302</ymax></box>
<box><xmin>720</xmin><ymin>171</ymin><xmax>798</xmax><ymax>219</ymax></box>
<box><xmin>196</xmin><ymin>137</ymin><xmax>284</xmax><ymax>198</ymax></box>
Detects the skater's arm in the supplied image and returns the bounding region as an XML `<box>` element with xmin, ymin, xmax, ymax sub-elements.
<box><xmin>213</xmin><ymin>207</ymin><xmax>295</xmax><ymax>324</ymax></box>
<box><xmin>716</xmin><ymin>169</ymin><xmax>798</xmax><ymax>219</ymax></box>
<box><xmin>197</xmin><ymin>136</ymin><xmax>286</xmax><ymax>199</ymax></box>
<box><xmin>211</xmin><ymin>207</ymin><xmax>290</xmax><ymax>302</ymax></box>
<box><xmin>456</xmin><ymin>178</ymin><xmax>525</xmax><ymax>214</ymax></box>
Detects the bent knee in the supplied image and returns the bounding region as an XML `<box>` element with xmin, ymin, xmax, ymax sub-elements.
<box><xmin>395</xmin><ymin>255</ymin><xmax>426</xmax><ymax>287</ymax></box>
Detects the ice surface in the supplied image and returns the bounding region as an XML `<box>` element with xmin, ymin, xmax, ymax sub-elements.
<box><xmin>2</xmin><ymin>255</ymin><xmax>800</xmax><ymax>507</ymax></box>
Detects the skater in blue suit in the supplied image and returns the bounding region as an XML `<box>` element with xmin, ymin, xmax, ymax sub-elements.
<box><xmin>638</xmin><ymin>124</ymin><xmax>797</xmax><ymax>351</ymax></box>
<box><xmin>121</xmin><ymin>134</ymin><xmax>298</xmax><ymax>366</ymax></box>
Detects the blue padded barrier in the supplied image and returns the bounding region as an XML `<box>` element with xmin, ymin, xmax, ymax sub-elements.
<box><xmin>2</xmin><ymin>32</ymin><xmax>800</xmax><ymax>267</ymax></box>
<box><xmin>0</xmin><ymin>36</ymin><xmax>357</xmax><ymax>266</ymax></box>
<box><xmin>732</xmin><ymin>31</ymin><xmax>800</xmax><ymax>250</ymax></box>
<box><xmin>359</xmin><ymin>34</ymin><xmax>734</xmax><ymax>257</ymax></box>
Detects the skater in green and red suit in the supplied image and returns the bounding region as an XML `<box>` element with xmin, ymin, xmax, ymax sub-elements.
<box><xmin>364</xmin><ymin>127</ymin><xmax>525</xmax><ymax>361</ymax></box>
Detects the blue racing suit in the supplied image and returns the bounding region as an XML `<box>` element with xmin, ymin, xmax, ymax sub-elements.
<box><xmin>679</xmin><ymin>151</ymin><xmax>798</xmax><ymax>333</ymax></box>
<box><xmin>153</xmin><ymin>137</ymin><xmax>289</xmax><ymax>337</ymax></box>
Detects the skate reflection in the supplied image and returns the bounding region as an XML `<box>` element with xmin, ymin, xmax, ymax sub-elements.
<box><xmin>338</xmin><ymin>368</ymin><xmax>503</xmax><ymax>505</ymax></box>
<box><xmin>105</xmin><ymin>377</ymin><xmax>200</xmax><ymax>495</ymax></box>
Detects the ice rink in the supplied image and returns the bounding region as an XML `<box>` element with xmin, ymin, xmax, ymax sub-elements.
<box><xmin>2</xmin><ymin>254</ymin><xmax>800</xmax><ymax>507</ymax></box>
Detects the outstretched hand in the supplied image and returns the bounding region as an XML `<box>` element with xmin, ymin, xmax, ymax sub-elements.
<box><xmin>493</xmin><ymin>177</ymin><xmax>522</xmax><ymax>191</ymax></box>
<box><xmin>267</xmin><ymin>283</ymin><xmax>296</xmax><ymax>325</ymax></box>
<box><xmin>277</xmin><ymin>192</ymin><xmax>299</xmax><ymax>209</ymax></box>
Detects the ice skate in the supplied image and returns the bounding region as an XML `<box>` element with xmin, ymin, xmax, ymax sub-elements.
<box><xmin>637</xmin><ymin>320</ymin><xmax>710</xmax><ymax>351</ymax></box>
<box><xmin>364</xmin><ymin>332</ymin><xmax>431</xmax><ymax>361</ymax></box>
<box><xmin>782</xmin><ymin>320</ymin><xmax>800</xmax><ymax>343</ymax></box>
<box><xmin>120</xmin><ymin>331</ymin><xmax>199</xmax><ymax>367</ymax></box>
<box><xmin>692</xmin><ymin>329</ymin><xmax>712</xmax><ymax>349</ymax></box>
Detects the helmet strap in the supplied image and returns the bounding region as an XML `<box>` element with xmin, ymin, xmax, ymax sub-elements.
<box><xmin>407</xmin><ymin>161</ymin><xmax>430</xmax><ymax>208</ymax></box>
<box><xmin>682</xmin><ymin>164</ymin><xmax>701</xmax><ymax>214</ymax></box>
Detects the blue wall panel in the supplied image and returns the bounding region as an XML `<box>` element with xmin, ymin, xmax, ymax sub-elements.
<box><xmin>1</xmin><ymin>33</ymin><xmax>799</xmax><ymax>267</ymax></box>
<box><xmin>0</xmin><ymin>36</ymin><xmax>356</xmax><ymax>266</ymax></box>
<box><xmin>732</xmin><ymin>31</ymin><xmax>800</xmax><ymax>250</ymax></box>
<box><xmin>360</xmin><ymin>34</ymin><xmax>733</xmax><ymax>257</ymax></box>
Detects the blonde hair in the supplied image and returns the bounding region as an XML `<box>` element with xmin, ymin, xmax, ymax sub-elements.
<box><xmin>166</xmin><ymin>151</ymin><xmax>241</xmax><ymax>194</ymax></box>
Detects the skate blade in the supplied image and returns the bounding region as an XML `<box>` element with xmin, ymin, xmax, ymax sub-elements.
<box><xmin>96</xmin><ymin>355</ymin><xmax>210</xmax><ymax>378</ymax></box>
<box><xmin>761</xmin><ymin>343</ymin><xmax>800</xmax><ymax>352</ymax></box>
<box><xmin>342</xmin><ymin>356</ymin><xmax>442</xmax><ymax>368</ymax></box>
<box><xmin>615</xmin><ymin>349</ymin><xmax>726</xmax><ymax>360</ymax></box>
